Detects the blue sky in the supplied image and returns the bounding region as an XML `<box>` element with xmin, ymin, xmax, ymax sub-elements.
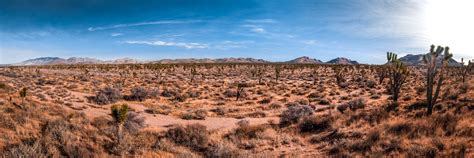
<box><xmin>1</xmin><ymin>0</ymin><xmax>473</xmax><ymax>64</ymax></box>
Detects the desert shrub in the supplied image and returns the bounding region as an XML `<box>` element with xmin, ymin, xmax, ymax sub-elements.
<box><xmin>405</xmin><ymin>101</ymin><xmax>427</xmax><ymax>111</ymax></box>
<box><xmin>223</xmin><ymin>89</ymin><xmax>237</xmax><ymax>98</ymax></box>
<box><xmin>258</xmin><ymin>97</ymin><xmax>272</xmax><ymax>104</ymax></box>
<box><xmin>337</xmin><ymin>104</ymin><xmax>348</xmax><ymax>113</ymax></box>
<box><xmin>280</xmin><ymin>105</ymin><xmax>313</xmax><ymax>127</ymax></box>
<box><xmin>94</xmin><ymin>87</ymin><xmax>121</xmax><ymax>105</ymax></box>
<box><xmin>161</xmin><ymin>88</ymin><xmax>179</xmax><ymax>97</ymax></box>
<box><xmin>338</xmin><ymin>98</ymin><xmax>365</xmax><ymax>113</ymax></box>
<box><xmin>232</xmin><ymin>123</ymin><xmax>267</xmax><ymax>139</ymax></box>
<box><xmin>415</xmin><ymin>86</ymin><xmax>426</xmax><ymax>95</ymax></box>
<box><xmin>370</xmin><ymin>94</ymin><xmax>381</xmax><ymax>99</ymax></box>
<box><xmin>186</xmin><ymin>90</ymin><xmax>201</xmax><ymax>98</ymax></box>
<box><xmin>349</xmin><ymin>131</ymin><xmax>380</xmax><ymax>153</ymax></box>
<box><xmin>211</xmin><ymin>107</ymin><xmax>226</xmax><ymax>116</ymax></box>
<box><xmin>269</xmin><ymin>103</ymin><xmax>282</xmax><ymax>109</ymax></box>
<box><xmin>173</xmin><ymin>93</ymin><xmax>188</xmax><ymax>102</ymax></box>
<box><xmin>431</xmin><ymin>113</ymin><xmax>458</xmax><ymax>135</ymax></box>
<box><xmin>0</xmin><ymin>82</ymin><xmax>7</xmax><ymax>89</ymax></box>
<box><xmin>458</xmin><ymin>83</ymin><xmax>469</xmax><ymax>94</ymax></box>
<box><xmin>148</xmin><ymin>88</ymin><xmax>160</xmax><ymax>98</ymax></box>
<box><xmin>124</xmin><ymin>112</ymin><xmax>146</xmax><ymax>134</ymax></box>
<box><xmin>181</xmin><ymin>109</ymin><xmax>207</xmax><ymax>120</ymax></box>
<box><xmin>246</xmin><ymin>111</ymin><xmax>266</xmax><ymax>118</ymax></box>
<box><xmin>347</xmin><ymin>98</ymin><xmax>366</xmax><ymax>111</ymax></box>
<box><xmin>387</xmin><ymin>122</ymin><xmax>413</xmax><ymax>135</ymax></box>
<box><xmin>319</xmin><ymin>98</ymin><xmax>330</xmax><ymax>105</ymax></box>
<box><xmin>299</xmin><ymin>116</ymin><xmax>332</xmax><ymax>133</ymax></box>
<box><xmin>3</xmin><ymin>141</ymin><xmax>45</xmax><ymax>158</ymax></box>
<box><xmin>366</xmin><ymin>80</ymin><xmax>376</xmax><ymax>88</ymax></box>
<box><xmin>407</xmin><ymin>145</ymin><xmax>438</xmax><ymax>158</ymax></box>
<box><xmin>166</xmin><ymin>124</ymin><xmax>209</xmax><ymax>151</ymax></box>
<box><xmin>384</xmin><ymin>102</ymin><xmax>399</xmax><ymax>112</ymax></box>
<box><xmin>381</xmin><ymin>139</ymin><xmax>402</xmax><ymax>154</ymax></box>
<box><xmin>205</xmin><ymin>141</ymin><xmax>243</xmax><ymax>158</ymax></box>
<box><xmin>129</xmin><ymin>87</ymin><xmax>148</xmax><ymax>101</ymax></box>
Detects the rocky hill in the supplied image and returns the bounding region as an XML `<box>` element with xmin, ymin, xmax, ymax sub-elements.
<box><xmin>326</xmin><ymin>57</ymin><xmax>359</xmax><ymax>65</ymax></box>
<box><xmin>285</xmin><ymin>56</ymin><xmax>323</xmax><ymax>64</ymax></box>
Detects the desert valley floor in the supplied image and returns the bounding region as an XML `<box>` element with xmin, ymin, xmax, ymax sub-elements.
<box><xmin>0</xmin><ymin>64</ymin><xmax>472</xmax><ymax>157</ymax></box>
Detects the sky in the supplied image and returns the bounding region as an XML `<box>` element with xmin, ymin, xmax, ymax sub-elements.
<box><xmin>1</xmin><ymin>0</ymin><xmax>473</xmax><ymax>64</ymax></box>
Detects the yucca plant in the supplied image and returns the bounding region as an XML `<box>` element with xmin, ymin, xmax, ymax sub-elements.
<box><xmin>423</xmin><ymin>45</ymin><xmax>452</xmax><ymax>115</ymax></box>
<box><xmin>111</xmin><ymin>104</ymin><xmax>129</xmax><ymax>145</ymax></box>
<box><xmin>386</xmin><ymin>52</ymin><xmax>409</xmax><ymax>102</ymax></box>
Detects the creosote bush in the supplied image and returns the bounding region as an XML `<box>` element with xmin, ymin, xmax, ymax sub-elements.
<box><xmin>94</xmin><ymin>87</ymin><xmax>121</xmax><ymax>105</ymax></box>
<box><xmin>299</xmin><ymin>115</ymin><xmax>332</xmax><ymax>133</ymax></box>
<box><xmin>166</xmin><ymin>124</ymin><xmax>209</xmax><ymax>151</ymax></box>
<box><xmin>129</xmin><ymin>86</ymin><xmax>148</xmax><ymax>101</ymax></box>
<box><xmin>280</xmin><ymin>105</ymin><xmax>313</xmax><ymax>127</ymax></box>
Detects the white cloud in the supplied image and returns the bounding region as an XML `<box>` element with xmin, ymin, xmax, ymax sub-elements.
<box><xmin>251</xmin><ymin>28</ymin><xmax>266</xmax><ymax>33</ymax></box>
<box><xmin>110</xmin><ymin>33</ymin><xmax>123</xmax><ymax>37</ymax></box>
<box><xmin>214</xmin><ymin>41</ymin><xmax>254</xmax><ymax>50</ymax></box>
<box><xmin>302</xmin><ymin>40</ymin><xmax>318</xmax><ymax>45</ymax></box>
<box><xmin>123</xmin><ymin>40</ymin><xmax>208</xmax><ymax>49</ymax></box>
<box><xmin>88</xmin><ymin>20</ymin><xmax>201</xmax><ymax>31</ymax></box>
<box><xmin>245</xmin><ymin>19</ymin><xmax>277</xmax><ymax>23</ymax></box>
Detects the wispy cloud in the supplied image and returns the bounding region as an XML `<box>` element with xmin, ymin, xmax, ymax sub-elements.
<box><xmin>251</xmin><ymin>27</ymin><xmax>266</xmax><ymax>33</ymax></box>
<box><xmin>110</xmin><ymin>33</ymin><xmax>123</xmax><ymax>37</ymax></box>
<box><xmin>241</xmin><ymin>24</ymin><xmax>266</xmax><ymax>34</ymax></box>
<box><xmin>245</xmin><ymin>19</ymin><xmax>277</xmax><ymax>23</ymax></box>
<box><xmin>214</xmin><ymin>41</ymin><xmax>254</xmax><ymax>50</ymax></box>
<box><xmin>302</xmin><ymin>40</ymin><xmax>318</xmax><ymax>45</ymax></box>
<box><xmin>123</xmin><ymin>40</ymin><xmax>208</xmax><ymax>49</ymax></box>
<box><xmin>88</xmin><ymin>20</ymin><xmax>201</xmax><ymax>31</ymax></box>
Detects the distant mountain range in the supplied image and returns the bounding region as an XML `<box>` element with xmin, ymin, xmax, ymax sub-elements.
<box><xmin>398</xmin><ymin>54</ymin><xmax>462</xmax><ymax>66</ymax></box>
<box><xmin>12</xmin><ymin>57</ymin><xmax>141</xmax><ymax>66</ymax></box>
<box><xmin>8</xmin><ymin>54</ymin><xmax>462</xmax><ymax>66</ymax></box>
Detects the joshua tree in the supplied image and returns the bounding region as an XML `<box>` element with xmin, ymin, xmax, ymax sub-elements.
<box><xmin>312</xmin><ymin>67</ymin><xmax>318</xmax><ymax>85</ymax></box>
<box><xmin>190</xmin><ymin>67</ymin><xmax>198</xmax><ymax>83</ymax></box>
<box><xmin>111</xmin><ymin>104</ymin><xmax>129</xmax><ymax>146</ymax></box>
<box><xmin>376</xmin><ymin>67</ymin><xmax>388</xmax><ymax>84</ymax></box>
<box><xmin>332</xmin><ymin>66</ymin><xmax>345</xmax><ymax>85</ymax></box>
<box><xmin>423</xmin><ymin>45</ymin><xmax>452</xmax><ymax>115</ymax></box>
<box><xmin>460</xmin><ymin>58</ymin><xmax>473</xmax><ymax>83</ymax></box>
<box><xmin>274</xmin><ymin>65</ymin><xmax>281</xmax><ymax>83</ymax></box>
<box><xmin>257</xmin><ymin>66</ymin><xmax>264</xmax><ymax>84</ymax></box>
<box><xmin>19</xmin><ymin>87</ymin><xmax>27</xmax><ymax>105</ymax></box>
<box><xmin>386</xmin><ymin>52</ymin><xmax>409</xmax><ymax>102</ymax></box>
<box><xmin>236</xmin><ymin>83</ymin><xmax>248</xmax><ymax>101</ymax></box>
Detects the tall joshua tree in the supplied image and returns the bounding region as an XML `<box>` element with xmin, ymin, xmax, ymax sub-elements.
<box><xmin>19</xmin><ymin>87</ymin><xmax>27</xmax><ymax>105</ymax></box>
<box><xmin>274</xmin><ymin>65</ymin><xmax>281</xmax><ymax>84</ymax></box>
<box><xmin>386</xmin><ymin>52</ymin><xmax>409</xmax><ymax>102</ymax></box>
<box><xmin>460</xmin><ymin>58</ymin><xmax>473</xmax><ymax>83</ymax></box>
<box><xmin>423</xmin><ymin>45</ymin><xmax>452</xmax><ymax>115</ymax></box>
<box><xmin>111</xmin><ymin>104</ymin><xmax>129</xmax><ymax>146</ymax></box>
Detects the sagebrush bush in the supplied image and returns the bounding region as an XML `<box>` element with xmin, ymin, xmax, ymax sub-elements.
<box><xmin>299</xmin><ymin>116</ymin><xmax>332</xmax><ymax>133</ymax></box>
<box><xmin>280</xmin><ymin>105</ymin><xmax>313</xmax><ymax>126</ymax></box>
<box><xmin>94</xmin><ymin>87</ymin><xmax>121</xmax><ymax>105</ymax></box>
<box><xmin>347</xmin><ymin>98</ymin><xmax>366</xmax><ymax>111</ymax></box>
<box><xmin>129</xmin><ymin>87</ymin><xmax>148</xmax><ymax>101</ymax></box>
<box><xmin>166</xmin><ymin>124</ymin><xmax>209</xmax><ymax>151</ymax></box>
<box><xmin>181</xmin><ymin>109</ymin><xmax>207</xmax><ymax>120</ymax></box>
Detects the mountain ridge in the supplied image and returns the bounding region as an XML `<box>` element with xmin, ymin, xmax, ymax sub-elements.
<box><xmin>10</xmin><ymin>54</ymin><xmax>462</xmax><ymax>66</ymax></box>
